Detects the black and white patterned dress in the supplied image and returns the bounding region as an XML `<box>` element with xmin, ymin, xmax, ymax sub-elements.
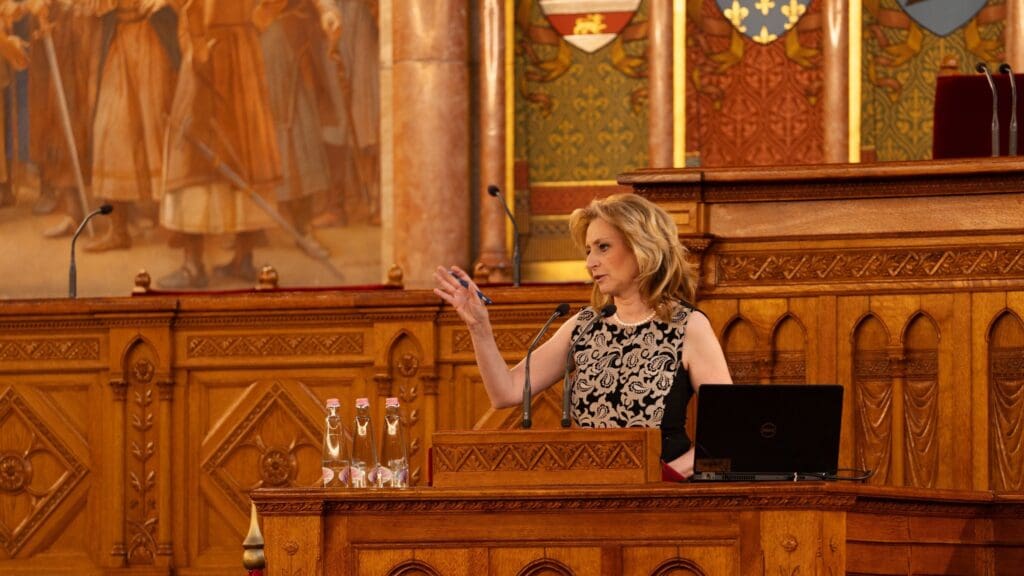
<box><xmin>569</xmin><ymin>303</ymin><xmax>697</xmax><ymax>462</ymax></box>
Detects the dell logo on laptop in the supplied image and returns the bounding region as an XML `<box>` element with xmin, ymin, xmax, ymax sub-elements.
<box><xmin>760</xmin><ymin>422</ymin><xmax>777</xmax><ymax>438</ymax></box>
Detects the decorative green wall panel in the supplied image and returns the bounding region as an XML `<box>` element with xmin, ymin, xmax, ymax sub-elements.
<box><xmin>514</xmin><ymin>0</ymin><xmax>650</xmax><ymax>183</ymax></box>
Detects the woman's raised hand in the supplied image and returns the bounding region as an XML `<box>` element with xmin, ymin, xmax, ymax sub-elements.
<box><xmin>433</xmin><ymin>266</ymin><xmax>490</xmax><ymax>330</ymax></box>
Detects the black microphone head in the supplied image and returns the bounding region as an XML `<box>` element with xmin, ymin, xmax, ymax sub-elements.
<box><xmin>99</xmin><ymin>204</ymin><xmax>113</xmax><ymax>215</ymax></box>
<box><xmin>1000</xmin><ymin>63</ymin><xmax>1013</xmax><ymax>75</ymax></box>
<box><xmin>555</xmin><ymin>303</ymin><xmax>570</xmax><ymax>316</ymax></box>
<box><xmin>487</xmin><ymin>184</ymin><xmax>501</xmax><ymax>197</ymax></box>
<box><xmin>600</xmin><ymin>304</ymin><xmax>616</xmax><ymax>317</ymax></box>
<box><xmin>977</xmin><ymin>62</ymin><xmax>990</xmax><ymax>74</ymax></box>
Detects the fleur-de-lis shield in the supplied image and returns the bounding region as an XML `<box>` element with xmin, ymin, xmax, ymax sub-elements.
<box><xmin>539</xmin><ymin>0</ymin><xmax>642</xmax><ymax>53</ymax></box>
<box><xmin>715</xmin><ymin>0</ymin><xmax>812</xmax><ymax>45</ymax></box>
<box><xmin>898</xmin><ymin>0</ymin><xmax>986</xmax><ymax>37</ymax></box>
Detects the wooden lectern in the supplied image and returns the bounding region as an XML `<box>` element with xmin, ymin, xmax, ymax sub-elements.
<box><xmin>253</xmin><ymin>429</ymin><xmax>1024</xmax><ymax>575</ymax></box>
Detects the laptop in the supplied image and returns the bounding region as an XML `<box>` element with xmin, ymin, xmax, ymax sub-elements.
<box><xmin>691</xmin><ymin>384</ymin><xmax>843</xmax><ymax>482</ymax></box>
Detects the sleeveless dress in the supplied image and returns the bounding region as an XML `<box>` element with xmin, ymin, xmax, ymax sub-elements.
<box><xmin>569</xmin><ymin>304</ymin><xmax>697</xmax><ymax>462</ymax></box>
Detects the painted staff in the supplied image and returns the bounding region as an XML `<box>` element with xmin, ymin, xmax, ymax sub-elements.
<box><xmin>33</xmin><ymin>1</ymin><xmax>93</xmax><ymax>235</ymax></box>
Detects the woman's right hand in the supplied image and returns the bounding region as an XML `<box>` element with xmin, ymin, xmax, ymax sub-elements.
<box><xmin>433</xmin><ymin>265</ymin><xmax>489</xmax><ymax>331</ymax></box>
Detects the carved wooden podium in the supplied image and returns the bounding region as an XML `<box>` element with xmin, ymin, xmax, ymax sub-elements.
<box><xmin>252</xmin><ymin>429</ymin><xmax>1024</xmax><ymax>576</ymax></box>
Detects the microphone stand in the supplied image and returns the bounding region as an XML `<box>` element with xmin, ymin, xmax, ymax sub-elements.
<box><xmin>561</xmin><ymin>304</ymin><xmax>616</xmax><ymax>428</ymax></box>
<box><xmin>1000</xmin><ymin>63</ymin><xmax>1018</xmax><ymax>155</ymax></box>
<box><xmin>69</xmin><ymin>204</ymin><xmax>113</xmax><ymax>298</ymax></box>
<box><xmin>522</xmin><ymin>303</ymin><xmax>570</xmax><ymax>429</ymax></box>
<box><xmin>977</xmin><ymin>63</ymin><xmax>1000</xmax><ymax>157</ymax></box>
<box><xmin>487</xmin><ymin>184</ymin><xmax>521</xmax><ymax>287</ymax></box>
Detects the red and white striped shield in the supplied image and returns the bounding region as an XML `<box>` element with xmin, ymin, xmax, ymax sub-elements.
<box><xmin>539</xmin><ymin>0</ymin><xmax>642</xmax><ymax>54</ymax></box>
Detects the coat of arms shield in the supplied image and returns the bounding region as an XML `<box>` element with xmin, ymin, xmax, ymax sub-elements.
<box><xmin>715</xmin><ymin>0</ymin><xmax>812</xmax><ymax>45</ymax></box>
<box><xmin>898</xmin><ymin>0</ymin><xmax>986</xmax><ymax>37</ymax></box>
<box><xmin>539</xmin><ymin>0</ymin><xmax>642</xmax><ymax>53</ymax></box>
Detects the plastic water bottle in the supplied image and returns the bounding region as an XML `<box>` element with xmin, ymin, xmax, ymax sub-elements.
<box><xmin>350</xmin><ymin>398</ymin><xmax>379</xmax><ymax>488</ymax></box>
<box><xmin>378</xmin><ymin>397</ymin><xmax>409</xmax><ymax>488</ymax></box>
<box><xmin>321</xmin><ymin>398</ymin><xmax>349</xmax><ymax>487</ymax></box>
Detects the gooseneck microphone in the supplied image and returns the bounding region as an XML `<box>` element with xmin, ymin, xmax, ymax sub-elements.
<box><xmin>487</xmin><ymin>184</ymin><xmax>521</xmax><ymax>287</ymax></box>
<box><xmin>1000</xmin><ymin>63</ymin><xmax>1018</xmax><ymax>155</ymax></box>
<box><xmin>522</xmin><ymin>302</ymin><xmax>570</xmax><ymax>429</ymax></box>
<box><xmin>69</xmin><ymin>204</ymin><xmax>113</xmax><ymax>298</ymax></box>
<box><xmin>977</xmin><ymin>63</ymin><xmax>1000</xmax><ymax>157</ymax></box>
<box><xmin>561</xmin><ymin>304</ymin><xmax>616</xmax><ymax>428</ymax></box>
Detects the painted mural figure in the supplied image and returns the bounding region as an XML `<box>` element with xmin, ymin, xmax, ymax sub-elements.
<box><xmin>24</xmin><ymin>0</ymin><xmax>101</xmax><ymax>237</ymax></box>
<box><xmin>314</xmin><ymin>0</ymin><xmax>379</xmax><ymax>227</ymax></box>
<box><xmin>0</xmin><ymin>1</ymin><xmax>28</xmax><ymax>208</ymax></box>
<box><xmin>86</xmin><ymin>0</ymin><xmax>178</xmax><ymax>252</ymax></box>
<box><xmin>159</xmin><ymin>0</ymin><xmax>287</xmax><ymax>289</ymax></box>
<box><xmin>260</xmin><ymin>0</ymin><xmax>340</xmax><ymax>257</ymax></box>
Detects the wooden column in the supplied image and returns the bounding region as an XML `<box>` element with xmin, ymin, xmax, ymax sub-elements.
<box><xmin>475</xmin><ymin>0</ymin><xmax>512</xmax><ymax>281</ymax></box>
<box><xmin>108</xmin><ymin>379</ymin><xmax>128</xmax><ymax>565</ymax></box>
<box><xmin>156</xmin><ymin>379</ymin><xmax>174</xmax><ymax>565</ymax></box>
<box><xmin>392</xmin><ymin>0</ymin><xmax>471</xmax><ymax>288</ymax></box>
<box><xmin>822</xmin><ymin>0</ymin><xmax>849</xmax><ymax>163</ymax></box>
<box><xmin>648</xmin><ymin>0</ymin><xmax>673</xmax><ymax>167</ymax></box>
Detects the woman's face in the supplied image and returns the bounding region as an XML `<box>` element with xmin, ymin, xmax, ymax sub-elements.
<box><xmin>584</xmin><ymin>218</ymin><xmax>640</xmax><ymax>298</ymax></box>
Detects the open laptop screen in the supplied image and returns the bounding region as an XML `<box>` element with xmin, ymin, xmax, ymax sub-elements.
<box><xmin>692</xmin><ymin>384</ymin><xmax>843</xmax><ymax>482</ymax></box>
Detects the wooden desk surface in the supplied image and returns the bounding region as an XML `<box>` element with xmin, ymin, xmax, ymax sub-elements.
<box><xmin>253</xmin><ymin>483</ymin><xmax>1024</xmax><ymax>576</ymax></box>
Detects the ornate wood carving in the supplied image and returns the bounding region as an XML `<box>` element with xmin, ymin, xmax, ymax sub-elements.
<box><xmin>651</xmin><ymin>557</ymin><xmax>707</xmax><ymax>576</ymax></box>
<box><xmin>186</xmin><ymin>333</ymin><xmax>364</xmax><ymax>358</ymax></box>
<box><xmin>124</xmin><ymin>342</ymin><xmax>158</xmax><ymax>564</ymax></box>
<box><xmin>388</xmin><ymin>560</ymin><xmax>441</xmax><ymax>576</ymax></box>
<box><xmin>0</xmin><ymin>388</ymin><xmax>88</xmax><ymax>557</ymax></box>
<box><xmin>388</xmin><ymin>334</ymin><xmax>424</xmax><ymax>486</ymax></box>
<box><xmin>516</xmin><ymin>558</ymin><xmax>572</xmax><ymax>576</ymax></box>
<box><xmin>202</xmin><ymin>383</ymin><xmax>322</xmax><ymax>515</ymax></box>
<box><xmin>904</xmin><ymin>315</ymin><xmax>939</xmax><ymax>489</ymax></box>
<box><xmin>989</xmin><ymin>313</ymin><xmax>1024</xmax><ymax>491</ymax></box>
<box><xmin>853</xmin><ymin>328</ymin><xmax>894</xmax><ymax>486</ymax></box>
<box><xmin>432</xmin><ymin>439</ymin><xmax>646</xmax><ymax>475</ymax></box>
<box><xmin>0</xmin><ymin>338</ymin><xmax>100</xmax><ymax>362</ymax></box>
<box><xmin>715</xmin><ymin>246</ymin><xmax>1024</xmax><ymax>286</ymax></box>
<box><xmin>453</xmin><ymin>328</ymin><xmax>548</xmax><ymax>354</ymax></box>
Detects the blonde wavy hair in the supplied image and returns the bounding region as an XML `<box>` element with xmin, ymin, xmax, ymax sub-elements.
<box><xmin>569</xmin><ymin>193</ymin><xmax>697</xmax><ymax>319</ymax></box>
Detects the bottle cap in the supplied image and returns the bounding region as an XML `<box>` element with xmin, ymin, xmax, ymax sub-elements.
<box><xmin>385</xmin><ymin>397</ymin><xmax>399</xmax><ymax>408</ymax></box>
<box><xmin>325</xmin><ymin>398</ymin><xmax>340</xmax><ymax>408</ymax></box>
<box><xmin>355</xmin><ymin>397</ymin><xmax>370</xmax><ymax>409</ymax></box>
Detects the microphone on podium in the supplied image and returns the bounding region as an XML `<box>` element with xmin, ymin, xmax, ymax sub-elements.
<box><xmin>69</xmin><ymin>204</ymin><xmax>113</xmax><ymax>298</ymax></box>
<box><xmin>561</xmin><ymin>304</ymin><xmax>616</xmax><ymax>428</ymax></box>
<box><xmin>522</xmin><ymin>302</ymin><xmax>570</xmax><ymax>429</ymax></box>
<box><xmin>999</xmin><ymin>63</ymin><xmax>1018</xmax><ymax>155</ymax></box>
<box><xmin>487</xmin><ymin>184</ymin><xmax>521</xmax><ymax>287</ymax></box>
<box><xmin>976</xmin><ymin>62</ymin><xmax>1000</xmax><ymax>157</ymax></box>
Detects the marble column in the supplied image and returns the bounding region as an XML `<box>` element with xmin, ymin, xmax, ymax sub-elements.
<box><xmin>475</xmin><ymin>0</ymin><xmax>511</xmax><ymax>281</ymax></box>
<box><xmin>648</xmin><ymin>0</ymin><xmax>673</xmax><ymax>167</ymax></box>
<box><xmin>392</xmin><ymin>0</ymin><xmax>471</xmax><ymax>288</ymax></box>
<box><xmin>1008</xmin><ymin>0</ymin><xmax>1024</xmax><ymax>70</ymax></box>
<box><xmin>823</xmin><ymin>0</ymin><xmax>849</xmax><ymax>163</ymax></box>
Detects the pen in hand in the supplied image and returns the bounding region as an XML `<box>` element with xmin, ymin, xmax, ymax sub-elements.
<box><xmin>450</xmin><ymin>271</ymin><xmax>493</xmax><ymax>305</ymax></box>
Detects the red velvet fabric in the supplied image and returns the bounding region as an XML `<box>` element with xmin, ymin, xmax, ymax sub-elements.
<box><xmin>933</xmin><ymin>73</ymin><xmax>1024</xmax><ymax>159</ymax></box>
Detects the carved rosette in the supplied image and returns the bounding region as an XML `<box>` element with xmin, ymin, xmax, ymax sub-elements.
<box><xmin>203</xmin><ymin>384</ymin><xmax>321</xmax><ymax>515</ymax></box>
<box><xmin>0</xmin><ymin>388</ymin><xmax>88</xmax><ymax>557</ymax></box>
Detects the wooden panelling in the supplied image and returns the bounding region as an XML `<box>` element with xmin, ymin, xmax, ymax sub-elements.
<box><xmin>254</xmin><ymin>483</ymin><xmax>1024</xmax><ymax>576</ymax></box>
